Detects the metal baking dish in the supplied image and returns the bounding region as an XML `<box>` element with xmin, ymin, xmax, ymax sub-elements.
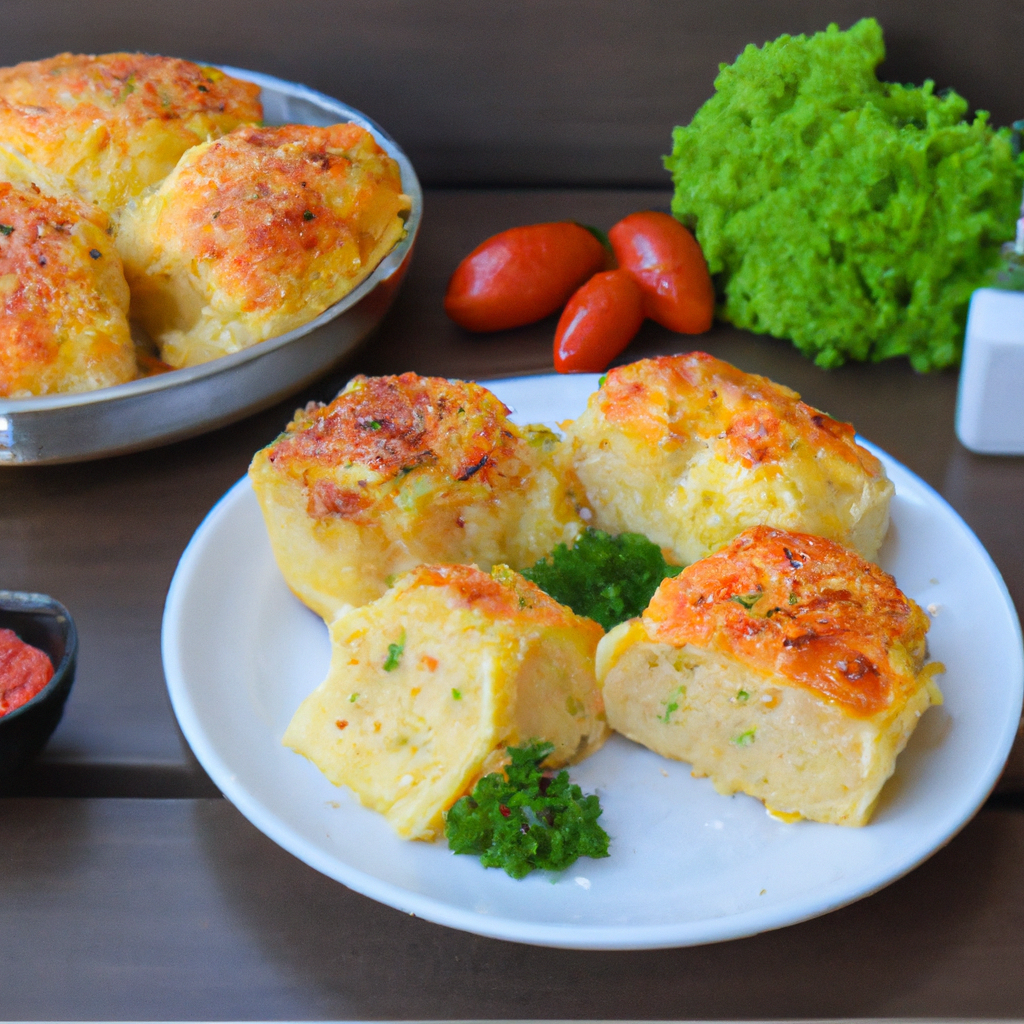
<box><xmin>0</xmin><ymin>66</ymin><xmax>422</xmax><ymax>465</ymax></box>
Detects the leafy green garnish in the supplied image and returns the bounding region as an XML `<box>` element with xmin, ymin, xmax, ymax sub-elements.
<box><xmin>383</xmin><ymin>629</ymin><xmax>405</xmax><ymax>671</ymax></box>
<box><xmin>444</xmin><ymin>742</ymin><xmax>610</xmax><ymax>879</ymax></box>
<box><xmin>730</xmin><ymin>591</ymin><xmax>762</xmax><ymax>610</ymax></box>
<box><xmin>734</xmin><ymin>729</ymin><xmax>756</xmax><ymax>747</ymax></box>
<box><xmin>0</xmin><ymin>224</ymin><xmax>13</xmax><ymax>236</ymax></box>
<box><xmin>522</xmin><ymin>528</ymin><xmax>683</xmax><ymax>631</ymax></box>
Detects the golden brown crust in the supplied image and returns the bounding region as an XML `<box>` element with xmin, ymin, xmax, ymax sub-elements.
<box><xmin>599</xmin><ymin>352</ymin><xmax>884</xmax><ymax>476</ymax></box>
<box><xmin>0</xmin><ymin>180</ymin><xmax>134</xmax><ymax>396</ymax></box>
<box><xmin>0</xmin><ymin>53</ymin><xmax>261</xmax><ymax>212</ymax></box>
<box><xmin>643</xmin><ymin>526</ymin><xmax>928</xmax><ymax>717</ymax></box>
<box><xmin>405</xmin><ymin>563</ymin><xmax>604</xmax><ymax>637</ymax></box>
<box><xmin>117</xmin><ymin>122</ymin><xmax>410</xmax><ymax>366</ymax></box>
<box><xmin>268</xmin><ymin>374</ymin><xmax>525</xmax><ymax>520</ymax></box>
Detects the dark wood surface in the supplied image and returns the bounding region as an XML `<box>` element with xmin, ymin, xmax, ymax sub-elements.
<box><xmin>2</xmin><ymin>0</ymin><xmax>1024</xmax><ymax>1017</ymax></box>
<box><xmin>0</xmin><ymin>0</ymin><xmax>1020</xmax><ymax>187</ymax></box>
<box><xmin>2</xmin><ymin>799</ymin><xmax>1024</xmax><ymax>1019</ymax></box>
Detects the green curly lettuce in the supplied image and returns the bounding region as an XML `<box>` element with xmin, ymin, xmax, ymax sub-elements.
<box><xmin>665</xmin><ymin>17</ymin><xmax>1024</xmax><ymax>371</ymax></box>
<box><xmin>444</xmin><ymin>742</ymin><xmax>609</xmax><ymax>878</ymax></box>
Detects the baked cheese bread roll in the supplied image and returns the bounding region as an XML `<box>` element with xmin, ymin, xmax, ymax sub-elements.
<box><xmin>250</xmin><ymin>373</ymin><xmax>587</xmax><ymax>621</ymax></box>
<box><xmin>0</xmin><ymin>170</ymin><xmax>134</xmax><ymax>397</ymax></box>
<box><xmin>596</xmin><ymin>526</ymin><xmax>942</xmax><ymax>826</ymax></box>
<box><xmin>0</xmin><ymin>52</ymin><xmax>262</xmax><ymax>214</ymax></box>
<box><xmin>117</xmin><ymin>122</ymin><xmax>410</xmax><ymax>368</ymax></box>
<box><xmin>564</xmin><ymin>353</ymin><xmax>893</xmax><ymax>565</ymax></box>
<box><xmin>284</xmin><ymin>563</ymin><xmax>608</xmax><ymax>840</ymax></box>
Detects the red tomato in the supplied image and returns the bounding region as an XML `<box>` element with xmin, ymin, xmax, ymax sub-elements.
<box><xmin>608</xmin><ymin>211</ymin><xmax>714</xmax><ymax>333</ymax></box>
<box><xmin>445</xmin><ymin>222</ymin><xmax>607</xmax><ymax>332</ymax></box>
<box><xmin>554</xmin><ymin>269</ymin><xmax>644</xmax><ymax>373</ymax></box>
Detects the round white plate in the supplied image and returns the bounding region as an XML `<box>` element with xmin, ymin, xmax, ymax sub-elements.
<box><xmin>163</xmin><ymin>372</ymin><xmax>1023</xmax><ymax>950</ymax></box>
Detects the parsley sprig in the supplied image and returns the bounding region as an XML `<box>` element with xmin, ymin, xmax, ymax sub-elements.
<box><xmin>445</xmin><ymin>742</ymin><xmax>610</xmax><ymax>878</ymax></box>
<box><xmin>522</xmin><ymin>528</ymin><xmax>683</xmax><ymax>631</ymax></box>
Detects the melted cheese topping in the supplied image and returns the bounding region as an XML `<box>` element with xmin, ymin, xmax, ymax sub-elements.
<box><xmin>268</xmin><ymin>373</ymin><xmax>527</xmax><ymax>520</ymax></box>
<box><xmin>642</xmin><ymin>526</ymin><xmax>928</xmax><ymax>717</ymax></box>
<box><xmin>404</xmin><ymin>563</ymin><xmax>583</xmax><ymax>632</ymax></box>
<box><xmin>118</xmin><ymin>122</ymin><xmax>410</xmax><ymax>367</ymax></box>
<box><xmin>599</xmin><ymin>352</ymin><xmax>883</xmax><ymax>475</ymax></box>
<box><xmin>0</xmin><ymin>53</ymin><xmax>262</xmax><ymax>213</ymax></box>
<box><xmin>0</xmin><ymin>179</ymin><xmax>134</xmax><ymax>396</ymax></box>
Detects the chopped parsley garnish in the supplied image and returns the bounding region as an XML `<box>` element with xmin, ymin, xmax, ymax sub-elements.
<box><xmin>598</xmin><ymin>373</ymin><xmax>608</xmax><ymax>388</ymax></box>
<box><xmin>383</xmin><ymin>629</ymin><xmax>406</xmax><ymax>672</ymax></box>
<box><xmin>734</xmin><ymin>729</ymin><xmax>756</xmax><ymax>747</ymax></box>
<box><xmin>0</xmin><ymin>224</ymin><xmax>13</xmax><ymax>236</ymax></box>
<box><xmin>522</xmin><ymin>528</ymin><xmax>683</xmax><ymax>631</ymax></box>
<box><xmin>348</xmin><ymin>692</ymin><xmax>359</xmax><ymax>703</ymax></box>
<box><xmin>444</xmin><ymin>742</ymin><xmax>609</xmax><ymax>878</ymax></box>
<box><xmin>735</xmin><ymin>689</ymin><xmax>750</xmax><ymax>702</ymax></box>
<box><xmin>730</xmin><ymin>591</ymin><xmax>762</xmax><ymax>610</ymax></box>
<box><xmin>303</xmin><ymin>209</ymin><xmax>315</xmax><ymax>221</ymax></box>
<box><xmin>451</xmin><ymin>688</ymin><xmax>462</xmax><ymax>700</ymax></box>
<box><xmin>789</xmin><ymin>592</ymin><xmax>799</xmax><ymax>605</ymax></box>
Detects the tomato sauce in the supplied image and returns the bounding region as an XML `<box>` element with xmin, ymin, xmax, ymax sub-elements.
<box><xmin>0</xmin><ymin>626</ymin><xmax>53</xmax><ymax>716</ymax></box>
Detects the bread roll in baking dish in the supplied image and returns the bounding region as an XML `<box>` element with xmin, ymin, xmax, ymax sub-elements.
<box><xmin>564</xmin><ymin>353</ymin><xmax>894</xmax><ymax>565</ymax></box>
<box><xmin>0</xmin><ymin>53</ymin><xmax>262</xmax><ymax>215</ymax></box>
<box><xmin>118</xmin><ymin>123</ymin><xmax>411</xmax><ymax>368</ymax></box>
<box><xmin>596</xmin><ymin>526</ymin><xmax>942</xmax><ymax>825</ymax></box>
<box><xmin>0</xmin><ymin>152</ymin><xmax>134</xmax><ymax>397</ymax></box>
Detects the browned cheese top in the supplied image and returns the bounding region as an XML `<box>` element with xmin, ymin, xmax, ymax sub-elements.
<box><xmin>266</xmin><ymin>373</ymin><xmax>528</xmax><ymax>519</ymax></box>
<box><xmin>150</xmin><ymin>122</ymin><xmax>407</xmax><ymax>315</ymax></box>
<box><xmin>596</xmin><ymin>352</ymin><xmax>885</xmax><ymax>475</ymax></box>
<box><xmin>643</xmin><ymin>526</ymin><xmax>929</xmax><ymax>717</ymax></box>
<box><xmin>0</xmin><ymin>53</ymin><xmax>262</xmax><ymax>209</ymax></box>
<box><xmin>0</xmin><ymin>181</ymin><xmax>129</xmax><ymax>396</ymax></box>
<box><xmin>0</xmin><ymin>52</ymin><xmax>261</xmax><ymax>123</ymax></box>
<box><xmin>402</xmin><ymin>563</ymin><xmax>603</xmax><ymax>637</ymax></box>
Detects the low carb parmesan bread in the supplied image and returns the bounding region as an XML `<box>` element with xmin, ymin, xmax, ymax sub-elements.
<box><xmin>250</xmin><ymin>373</ymin><xmax>588</xmax><ymax>622</ymax></box>
<box><xmin>564</xmin><ymin>353</ymin><xmax>893</xmax><ymax>565</ymax></box>
<box><xmin>283</xmin><ymin>563</ymin><xmax>608</xmax><ymax>840</ymax></box>
<box><xmin>117</xmin><ymin>122</ymin><xmax>410</xmax><ymax>368</ymax></box>
<box><xmin>0</xmin><ymin>53</ymin><xmax>262</xmax><ymax>215</ymax></box>
<box><xmin>596</xmin><ymin>526</ymin><xmax>942</xmax><ymax>826</ymax></box>
<box><xmin>0</xmin><ymin>156</ymin><xmax>135</xmax><ymax>397</ymax></box>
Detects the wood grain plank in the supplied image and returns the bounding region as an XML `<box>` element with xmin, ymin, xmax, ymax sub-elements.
<box><xmin>1</xmin><ymin>798</ymin><xmax>1023</xmax><ymax>1019</ymax></box>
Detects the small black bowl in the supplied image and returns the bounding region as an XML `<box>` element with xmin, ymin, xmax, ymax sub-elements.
<box><xmin>0</xmin><ymin>590</ymin><xmax>77</xmax><ymax>775</ymax></box>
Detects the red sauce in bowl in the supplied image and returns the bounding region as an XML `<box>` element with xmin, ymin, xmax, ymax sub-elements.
<box><xmin>0</xmin><ymin>627</ymin><xmax>54</xmax><ymax>716</ymax></box>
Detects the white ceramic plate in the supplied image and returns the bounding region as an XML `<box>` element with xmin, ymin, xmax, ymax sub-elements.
<box><xmin>163</xmin><ymin>373</ymin><xmax>1023</xmax><ymax>950</ymax></box>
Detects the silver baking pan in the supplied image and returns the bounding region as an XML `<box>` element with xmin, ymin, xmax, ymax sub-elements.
<box><xmin>0</xmin><ymin>66</ymin><xmax>422</xmax><ymax>465</ymax></box>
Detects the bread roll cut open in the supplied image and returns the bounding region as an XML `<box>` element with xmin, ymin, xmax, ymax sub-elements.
<box><xmin>284</xmin><ymin>564</ymin><xmax>608</xmax><ymax>840</ymax></box>
<box><xmin>596</xmin><ymin>526</ymin><xmax>942</xmax><ymax>826</ymax></box>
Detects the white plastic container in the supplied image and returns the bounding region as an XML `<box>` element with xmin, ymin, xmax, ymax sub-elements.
<box><xmin>956</xmin><ymin>287</ymin><xmax>1024</xmax><ymax>454</ymax></box>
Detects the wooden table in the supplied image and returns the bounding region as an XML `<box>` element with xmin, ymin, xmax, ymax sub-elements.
<box><xmin>2</xmin><ymin>1</ymin><xmax>1024</xmax><ymax>1018</ymax></box>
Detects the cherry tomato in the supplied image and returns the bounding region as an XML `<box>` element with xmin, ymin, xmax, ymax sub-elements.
<box><xmin>445</xmin><ymin>222</ymin><xmax>607</xmax><ymax>332</ymax></box>
<box><xmin>554</xmin><ymin>269</ymin><xmax>644</xmax><ymax>373</ymax></box>
<box><xmin>608</xmin><ymin>211</ymin><xmax>714</xmax><ymax>333</ymax></box>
